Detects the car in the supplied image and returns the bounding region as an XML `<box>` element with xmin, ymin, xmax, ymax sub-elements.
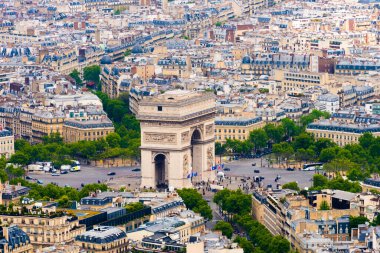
<box><xmin>107</xmin><ymin>172</ymin><xmax>116</xmax><ymax>176</ymax></box>
<box><xmin>259</xmin><ymin>176</ymin><xmax>265</xmax><ymax>180</ymax></box>
<box><xmin>25</xmin><ymin>176</ymin><xmax>32</xmax><ymax>180</ymax></box>
<box><xmin>254</xmin><ymin>170</ymin><xmax>260</xmax><ymax>173</ymax></box>
<box><xmin>37</xmin><ymin>180</ymin><xmax>44</xmax><ymax>185</ymax></box>
<box><xmin>51</xmin><ymin>173</ymin><xmax>60</xmax><ymax>176</ymax></box>
<box><xmin>64</xmin><ymin>184</ymin><xmax>71</xmax><ymax>187</ymax></box>
<box><xmin>267</xmin><ymin>184</ymin><xmax>272</xmax><ymax>189</ymax></box>
<box><xmin>60</xmin><ymin>170</ymin><xmax>68</xmax><ymax>174</ymax></box>
<box><xmin>286</xmin><ymin>167</ymin><xmax>295</xmax><ymax>171</ymax></box>
<box><xmin>224</xmin><ymin>168</ymin><xmax>231</xmax><ymax>171</ymax></box>
<box><xmin>252</xmin><ymin>163</ymin><xmax>256</xmax><ymax>166</ymax></box>
<box><xmin>132</xmin><ymin>168</ymin><xmax>141</xmax><ymax>172</ymax></box>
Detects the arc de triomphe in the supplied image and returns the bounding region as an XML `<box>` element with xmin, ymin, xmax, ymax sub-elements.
<box><xmin>135</xmin><ymin>90</ymin><xmax>216</xmax><ymax>189</ymax></box>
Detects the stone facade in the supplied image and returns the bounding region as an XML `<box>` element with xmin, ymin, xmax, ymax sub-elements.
<box><xmin>136</xmin><ymin>90</ymin><xmax>216</xmax><ymax>189</ymax></box>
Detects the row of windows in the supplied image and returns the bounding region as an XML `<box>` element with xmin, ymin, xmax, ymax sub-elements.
<box><xmin>285</xmin><ymin>73</ymin><xmax>320</xmax><ymax>79</ymax></box>
<box><xmin>215</xmin><ymin>135</ymin><xmax>247</xmax><ymax>140</ymax></box>
<box><xmin>215</xmin><ymin>129</ymin><xmax>246</xmax><ymax>133</ymax></box>
<box><xmin>83</xmin><ymin>131</ymin><xmax>110</xmax><ymax>136</ymax></box>
<box><xmin>313</xmin><ymin>132</ymin><xmax>359</xmax><ymax>141</ymax></box>
<box><xmin>284</xmin><ymin>78</ymin><xmax>320</xmax><ymax>84</ymax></box>
<box><xmin>0</xmin><ymin>140</ymin><xmax>13</xmax><ymax>144</ymax></box>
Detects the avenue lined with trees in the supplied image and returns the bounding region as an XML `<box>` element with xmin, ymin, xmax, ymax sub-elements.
<box><xmin>213</xmin><ymin>189</ymin><xmax>292</xmax><ymax>253</ymax></box>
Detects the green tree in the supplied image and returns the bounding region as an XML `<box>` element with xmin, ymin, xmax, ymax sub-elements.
<box><xmin>215</xmin><ymin>21</ymin><xmax>222</xmax><ymax>26</ymax></box>
<box><xmin>347</xmin><ymin>168</ymin><xmax>368</xmax><ymax>181</ymax></box>
<box><xmin>373</xmin><ymin>214</ymin><xmax>380</xmax><ymax>226</ymax></box>
<box><xmin>58</xmin><ymin>195</ymin><xmax>71</xmax><ymax>208</ymax></box>
<box><xmin>319</xmin><ymin>146</ymin><xmax>340</xmax><ymax>162</ymax></box>
<box><xmin>83</xmin><ymin>65</ymin><xmax>101</xmax><ymax>85</ymax></box>
<box><xmin>359</xmin><ymin>132</ymin><xmax>375</xmax><ymax>148</ymax></box>
<box><xmin>249</xmin><ymin>129</ymin><xmax>268</xmax><ymax>151</ymax></box>
<box><xmin>6</xmin><ymin>165</ymin><xmax>25</xmax><ymax>180</ymax></box>
<box><xmin>300</xmin><ymin>109</ymin><xmax>330</xmax><ymax>128</ymax></box>
<box><xmin>234</xmin><ymin>236</ymin><xmax>254</xmax><ymax>253</ymax></box>
<box><xmin>14</xmin><ymin>139</ymin><xmax>30</xmax><ymax>151</ymax></box>
<box><xmin>313</xmin><ymin>174</ymin><xmax>328</xmax><ymax>188</ymax></box>
<box><xmin>125</xmin><ymin>202</ymin><xmax>145</xmax><ymax>213</ymax></box>
<box><xmin>293</xmin><ymin>133</ymin><xmax>314</xmax><ymax>150</ymax></box>
<box><xmin>281</xmin><ymin>118</ymin><xmax>299</xmax><ymax>138</ymax></box>
<box><xmin>9</xmin><ymin>152</ymin><xmax>30</xmax><ymax>166</ymax></box>
<box><xmin>273</xmin><ymin>142</ymin><xmax>294</xmax><ymax>165</ymax></box>
<box><xmin>323</xmin><ymin>158</ymin><xmax>358</xmax><ymax>177</ymax></box>
<box><xmin>124</xmin><ymin>49</ymin><xmax>131</xmax><ymax>56</ymax></box>
<box><xmin>295</xmin><ymin>148</ymin><xmax>315</xmax><ymax>164</ymax></box>
<box><xmin>215</xmin><ymin>142</ymin><xmax>226</xmax><ymax>161</ymax></box>
<box><xmin>319</xmin><ymin>200</ymin><xmax>330</xmax><ymax>210</ymax></box>
<box><xmin>214</xmin><ymin>221</ymin><xmax>233</xmax><ymax>239</ymax></box>
<box><xmin>282</xmin><ymin>182</ymin><xmax>300</xmax><ymax>191</ymax></box>
<box><xmin>314</xmin><ymin>138</ymin><xmax>336</xmax><ymax>156</ymax></box>
<box><xmin>213</xmin><ymin>189</ymin><xmax>252</xmax><ymax>216</ymax></box>
<box><xmin>264</xmin><ymin>124</ymin><xmax>284</xmax><ymax>144</ymax></box>
<box><xmin>349</xmin><ymin>216</ymin><xmax>369</xmax><ymax>233</ymax></box>
<box><xmin>177</xmin><ymin>188</ymin><xmax>212</xmax><ymax>220</ymax></box>
<box><xmin>42</xmin><ymin>132</ymin><xmax>63</xmax><ymax>144</ymax></box>
<box><xmin>69</xmin><ymin>69</ymin><xmax>82</xmax><ymax>85</ymax></box>
<box><xmin>106</xmin><ymin>133</ymin><xmax>122</xmax><ymax>148</ymax></box>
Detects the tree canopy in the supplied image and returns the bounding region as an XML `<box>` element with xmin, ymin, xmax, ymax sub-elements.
<box><xmin>214</xmin><ymin>221</ymin><xmax>233</xmax><ymax>239</ymax></box>
<box><xmin>177</xmin><ymin>188</ymin><xmax>212</xmax><ymax>220</ymax></box>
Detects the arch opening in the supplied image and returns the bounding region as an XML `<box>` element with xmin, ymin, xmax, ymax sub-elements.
<box><xmin>154</xmin><ymin>154</ymin><xmax>168</xmax><ymax>189</ymax></box>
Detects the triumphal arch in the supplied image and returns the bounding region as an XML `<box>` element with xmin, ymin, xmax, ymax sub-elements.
<box><xmin>136</xmin><ymin>90</ymin><xmax>216</xmax><ymax>189</ymax></box>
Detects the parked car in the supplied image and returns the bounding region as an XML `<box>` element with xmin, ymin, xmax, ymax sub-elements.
<box><xmin>254</xmin><ymin>170</ymin><xmax>260</xmax><ymax>173</ymax></box>
<box><xmin>252</xmin><ymin>163</ymin><xmax>256</xmax><ymax>166</ymax></box>
<box><xmin>224</xmin><ymin>168</ymin><xmax>231</xmax><ymax>171</ymax></box>
<box><xmin>107</xmin><ymin>172</ymin><xmax>116</xmax><ymax>176</ymax></box>
<box><xmin>60</xmin><ymin>170</ymin><xmax>68</xmax><ymax>174</ymax></box>
<box><xmin>37</xmin><ymin>180</ymin><xmax>44</xmax><ymax>185</ymax></box>
<box><xmin>51</xmin><ymin>173</ymin><xmax>60</xmax><ymax>176</ymax></box>
<box><xmin>286</xmin><ymin>167</ymin><xmax>295</xmax><ymax>171</ymax></box>
<box><xmin>132</xmin><ymin>168</ymin><xmax>141</xmax><ymax>172</ymax></box>
<box><xmin>25</xmin><ymin>176</ymin><xmax>32</xmax><ymax>180</ymax></box>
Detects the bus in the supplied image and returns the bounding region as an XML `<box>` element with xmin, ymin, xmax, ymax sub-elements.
<box><xmin>70</xmin><ymin>160</ymin><xmax>81</xmax><ymax>172</ymax></box>
<box><xmin>303</xmin><ymin>163</ymin><xmax>323</xmax><ymax>171</ymax></box>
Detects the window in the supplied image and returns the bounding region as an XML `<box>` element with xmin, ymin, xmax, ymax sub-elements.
<box><xmin>157</xmin><ymin>106</ymin><xmax>163</xmax><ymax>111</ymax></box>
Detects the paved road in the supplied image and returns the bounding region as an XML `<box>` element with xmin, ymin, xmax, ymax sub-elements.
<box><xmin>27</xmin><ymin>165</ymin><xmax>140</xmax><ymax>189</ymax></box>
<box><xmin>222</xmin><ymin>157</ymin><xmax>315</xmax><ymax>190</ymax></box>
<box><xmin>26</xmin><ymin>156</ymin><xmax>315</xmax><ymax>191</ymax></box>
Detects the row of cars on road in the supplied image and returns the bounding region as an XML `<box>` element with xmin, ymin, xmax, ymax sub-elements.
<box><xmin>106</xmin><ymin>168</ymin><xmax>141</xmax><ymax>176</ymax></box>
<box><xmin>28</xmin><ymin>161</ymin><xmax>81</xmax><ymax>176</ymax></box>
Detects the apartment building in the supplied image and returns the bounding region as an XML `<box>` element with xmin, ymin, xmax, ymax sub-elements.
<box><xmin>252</xmin><ymin>189</ymin><xmax>360</xmax><ymax>253</ymax></box>
<box><xmin>335</xmin><ymin>59</ymin><xmax>380</xmax><ymax>75</ymax></box>
<box><xmin>0</xmin><ymin>213</ymin><xmax>85</xmax><ymax>249</ymax></box>
<box><xmin>214</xmin><ymin>117</ymin><xmax>265</xmax><ymax>143</ymax></box>
<box><xmin>75</xmin><ymin>226</ymin><xmax>128</xmax><ymax>253</ymax></box>
<box><xmin>274</xmin><ymin>69</ymin><xmax>330</xmax><ymax>92</ymax></box>
<box><xmin>0</xmin><ymin>181</ymin><xmax>29</xmax><ymax>206</ymax></box>
<box><xmin>0</xmin><ymin>225</ymin><xmax>34</xmax><ymax>253</ymax></box>
<box><xmin>62</xmin><ymin>119</ymin><xmax>114</xmax><ymax>143</ymax></box>
<box><xmin>307</xmin><ymin>110</ymin><xmax>380</xmax><ymax>146</ymax></box>
<box><xmin>157</xmin><ymin>57</ymin><xmax>192</xmax><ymax>79</ymax></box>
<box><xmin>241</xmin><ymin>53</ymin><xmax>311</xmax><ymax>76</ymax></box>
<box><xmin>0</xmin><ymin>128</ymin><xmax>14</xmax><ymax>159</ymax></box>
<box><xmin>31</xmin><ymin>111</ymin><xmax>65</xmax><ymax>144</ymax></box>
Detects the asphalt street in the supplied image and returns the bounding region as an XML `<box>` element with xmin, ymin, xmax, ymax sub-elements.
<box><xmin>27</xmin><ymin>165</ymin><xmax>140</xmax><ymax>188</ymax></box>
<box><xmin>223</xmin><ymin>158</ymin><xmax>315</xmax><ymax>190</ymax></box>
